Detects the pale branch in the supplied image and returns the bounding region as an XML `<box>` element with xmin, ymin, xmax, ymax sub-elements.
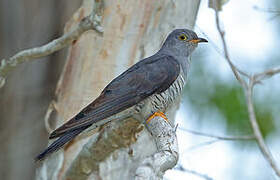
<box><xmin>246</xmin><ymin>79</ymin><xmax>280</xmax><ymax>177</ymax></box>
<box><xmin>186</xmin><ymin>140</ymin><xmax>219</xmax><ymax>152</ymax></box>
<box><xmin>213</xmin><ymin>1</ymin><xmax>280</xmax><ymax>177</ymax></box>
<box><xmin>179</xmin><ymin>127</ymin><xmax>255</xmax><ymax>141</ymax></box>
<box><xmin>195</xmin><ymin>26</ymin><xmax>251</xmax><ymax>80</ymax></box>
<box><xmin>0</xmin><ymin>1</ymin><xmax>104</xmax><ymax>88</ymax></box>
<box><xmin>63</xmin><ymin>116</ymin><xmax>178</xmax><ymax>180</ymax></box>
<box><xmin>64</xmin><ymin>118</ymin><xmax>144</xmax><ymax>180</ymax></box>
<box><xmin>135</xmin><ymin>116</ymin><xmax>178</xmax><ymax>180</ymax></box>
<box><xmin>214</xmin><ymin>10</ymin><xmax>249</xmax><ymax>88</ymax></box>
<box><xmin>254</xmin><ymin>66</ymin><xmax>280</xmax><ymax>83</ymax></box>
<box><xmin>253</xmin><ymin>6</ymin><xmax>280</xmax><ymax>13</ymax></box>
<box><xmin>176</xmin><ymin>165</ymin><xmax>214</xmax><ymax>180</ymax></box>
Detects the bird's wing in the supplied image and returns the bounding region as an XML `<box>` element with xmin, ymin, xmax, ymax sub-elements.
<box><xmin>49</xmin><ymin>55</ymin><xmax>180</xmax><ymax>138</ymax></box>
<box><xmin>35</xmin><ymin>125</ymin><xmax>89</xmax><ymax>161</ymax></box>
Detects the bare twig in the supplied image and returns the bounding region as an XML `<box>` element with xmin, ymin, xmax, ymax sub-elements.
<box><xmin>254</xmin><ymin>66</ymin><xmax>280</xmax><ymax>83</ymax></box>
<box><xmin>176</xmin><ymin>165</ymin><xmax>214</xmax><ymax>180</ymax></box>
<box><xmin>245</xmin><ymin>78</ymin><xmax>280</xmax><ymax>177</ymax></box>
<box><xmin>186</xmin><ymin>140</ymin><xmax>219</xmax><ymax>152</ymax></box>
<box><xmin>253</xmin><ymin>6</ymin><xmax>280</xmax><ymax>21</ymax></box>
<box><xmin>214</xmin><ymin>2</ymin><xmax>280</xmax><ymax>177</ymax></box>
<box><xmin>179</xmin><ymin>127</ymin><xmax>255</xmax><ymax>141</ymax></box>
<box><xmin>0</xmin><ymin>1</ymin><xmax>104</xmax><ymax>88</ymax></box>
<box><xmin>214</xmin><ymin>10</ymin><xmax>249</xmax><ymax>88</ymax></box>
<box><xmin>253</xmin><ymin>6</ymin><xmax>280</xmax><ymax>14</ymax></box>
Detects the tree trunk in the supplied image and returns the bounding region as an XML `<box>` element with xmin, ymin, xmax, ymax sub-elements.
<box><xmin>36</xmin><ymin>0</ymin><xmax>200</xmax><ymax>179</ymax></box>
<box><xmin>0</xmin><ymin>1</ymin><xmax>81</xmax><ymax>180</ymax></box>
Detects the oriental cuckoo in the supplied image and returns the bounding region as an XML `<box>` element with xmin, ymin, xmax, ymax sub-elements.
<box><xmin>36</xmin><ymin>29</ymin><xmax>207</xmax><ymax>161</ymax></box>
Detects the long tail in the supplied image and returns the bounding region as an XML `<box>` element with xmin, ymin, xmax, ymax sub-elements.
<box><xmin>35</xmin><ymin>125</ymin><xmax>90</xmax><ymax>161</ymax></box>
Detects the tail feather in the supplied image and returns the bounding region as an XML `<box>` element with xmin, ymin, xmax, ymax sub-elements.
<box><xmin>35</xmin><ymin>125</ymin><xmax>90</xmax><ymax>161</ymax></box>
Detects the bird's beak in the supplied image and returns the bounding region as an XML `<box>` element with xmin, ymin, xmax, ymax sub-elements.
<box><xmin>188</xmin><ymin>38</ymin><xmax>208</xmax><ymax>44</ymax></box>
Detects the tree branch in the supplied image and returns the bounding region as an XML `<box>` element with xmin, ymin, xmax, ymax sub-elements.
<box><xmin>176</xmin><ymin>165</ymin><xmax>214</xmax><ymax>180</ymax></box>
<box><xmin>63</xmin><ymin>116</ymin><xmax>178</xmax><ymax>180</ymax></box>
<box><xmin>0</xmin><ymin>1</ymin><xmax>104</xmax><ymax>88</ymax></box>
<box><xmin>213</xmin><ymin>2</ymin><xmax>280</xmax><ymax>177</ymax></box>
<box><xmin>179</xmin><ymin>127</ymin><xmax>255</xmax><ymax>141</ymax></box>
<box><xmin>186</xmin><ymin>140</ymin><xmax>220</xmax><ymax>152</ymax></box>
<box><xmin>135</xmin><ymin>116</ymin><xmax>178</xmax><ymax>180</ymax></box>
<box><xmin>214</xmin><ymin>10</ymin><xmax>249</xmax><ymax>88</ymax></box>
<box><xmin>246</xmin><ymin>78</ymin><xmax>280</xmax><ymax>177</ymax></box>
<box><xmin>254</xmin><ymin>66</ymin><xmax>280</xmax><ymax>83</ymax></box>
<box><xmin>64</xmin><ymin>118</ymin><xmax>144</xmax><ymax>180</ymax></box>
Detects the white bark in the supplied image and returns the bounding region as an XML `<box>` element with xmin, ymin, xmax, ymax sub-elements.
<box><xmin>36</xmin><ymin>0</ymin><xmax>200</xmax><ymax>179</ymax></box>
<box><xmin>135</xmin><ymin>117</ymin><xmax>178</xmax><ymax>180</ymax></box>
<box><xmin>0</xmin><ymin>1</ymin><xmax>82</xmax><ymax>180</ymax></box>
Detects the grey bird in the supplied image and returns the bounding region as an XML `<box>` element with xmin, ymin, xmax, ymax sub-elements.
<box><xmin>35</xmin><ymin>29</ymin><xmax>207</xmax><ymax>161</ymax></box>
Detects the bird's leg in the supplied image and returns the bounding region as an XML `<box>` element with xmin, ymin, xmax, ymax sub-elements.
<box><xmin>146</xmin><ymin>111</ymin><xmax>168</xmax><ymax>123</ymax></box>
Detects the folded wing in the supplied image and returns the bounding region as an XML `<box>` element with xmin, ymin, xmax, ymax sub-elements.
<box><xmin>49</xmin><ymin>55</ymin><xmax>180</xmax><ymax>139</ymax></box>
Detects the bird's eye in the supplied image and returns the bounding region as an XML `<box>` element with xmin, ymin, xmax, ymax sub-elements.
<box><xmin>178</xmin><ymin>34</ymin><xmax>188</xmax><ymax>41</ymax></box>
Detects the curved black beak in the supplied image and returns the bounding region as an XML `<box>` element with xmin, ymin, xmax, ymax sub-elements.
<box><xmin>188</xmin><ymin>37</ymin><xmax>208</xmax><ymax>44</ymax></box>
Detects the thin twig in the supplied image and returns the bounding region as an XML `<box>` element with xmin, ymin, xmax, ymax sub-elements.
<box><xmin>253</xmin><ymin>6</ymin><xmax>280</xmax><ymax>21</ymax></box>
<box><xmin>176</xmin><ymin>165</ymin><xmax>214</xmax><ymax>180</ymax></box>
<box><xmin>214</xmin><ymin>10</ymin><xmax>249</xmax><ymax>88</ymax></box>
<box><xmin>179</xmin><ymin>127</ymin><xmax>255</xmax><ymax>141</ymax></box>
<box><xmin>245</xmin><ymin>78</ymin><xmax>280</xmax><ymax>177</ymax></box>
<box><xmin>0</xmin><ymin>1</ymin><xmax>104</xmax><ymax>88</ymax></box>
<box><xmin>254</xmin><ymin>66</ymin><xmax>280</xmax><ymax>83</ymax></box>
<box><xmin>214</xmin><ymin>3</ymin><xmax>280</xmax><ymax>177</ymax></box>
<box><xmin>186</xmin><ymin>140</ymin><xmax>219</xmax><ymax>152</ymax></box>
<box><xmin>196</xmin><ymin>26</ymin><xmax>251</xmax><ymax>81</ymax></box>
<box><xmin>253</xmin><ymin>6</ymin><xmax>280</xmax><ymax>14</ymax></box>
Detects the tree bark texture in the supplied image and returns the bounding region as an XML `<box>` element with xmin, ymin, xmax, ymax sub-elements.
<box><xmin>36</xmin><ymin>0</ymin><xmax>200</xmax><ymax>179</ymax></box>
<box><xmin>0</xmin><ymin>1</ymin><xmax>82</xmax><ymax>180</ymax></box>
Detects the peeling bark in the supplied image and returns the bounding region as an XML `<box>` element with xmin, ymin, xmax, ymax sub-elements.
<box><xmin>36</xmin><ymin>0</ymin><xmax>200</xmax><ymax>179</ymax></box>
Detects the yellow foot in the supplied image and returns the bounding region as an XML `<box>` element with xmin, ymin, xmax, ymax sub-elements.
<box><xmin>146</xmin><ymin>111</ymin><xmax>168</xmax><ymax>123</ymax></box>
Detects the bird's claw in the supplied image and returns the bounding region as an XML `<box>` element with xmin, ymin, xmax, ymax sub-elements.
<box><xmin>146</xmin><ymin>111</ymin><xmax>168</xmax><ymax>123</ymax></box>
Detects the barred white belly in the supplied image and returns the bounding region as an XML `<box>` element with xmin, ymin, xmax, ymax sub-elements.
<box><xmin>137</xmin><ymin>69</ymin><xmax>187</xmax><ymax>120</ymax></box>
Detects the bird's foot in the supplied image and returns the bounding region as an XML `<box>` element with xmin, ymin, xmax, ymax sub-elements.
<box><xmin>146</xmin><ymin>111</ymin><xmax>168</xmax><ymax>123</ymax></box>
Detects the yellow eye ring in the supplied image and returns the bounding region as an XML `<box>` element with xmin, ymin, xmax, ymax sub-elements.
<box><xmin>178</xmin><ymin>34</ymin><xmax>188</xmax><ymax>41</ymax></box>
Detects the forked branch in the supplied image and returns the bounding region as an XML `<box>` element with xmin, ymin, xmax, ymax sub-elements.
<box><xmin>213</xmin><ymin>2</ymin><xmax>280</xmax><ymax>177</ymax></box>
<box><xmin>0</xmin><ymin>1</ymin><xmax>104</xmax><ymax>88</ymax></box>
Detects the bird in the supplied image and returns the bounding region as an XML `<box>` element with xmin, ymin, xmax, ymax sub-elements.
<box><xmin>35</xmin><ymin>29</ymin><xmax>207</xmax><ymax>161</ymax></box>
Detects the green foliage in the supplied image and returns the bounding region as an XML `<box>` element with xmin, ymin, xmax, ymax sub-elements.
<box><xmin>208</xmin><ymin>84</ymin><xmax>251</xmax><ymax>134</ymax></box>
<box><xmin>208</xmin><ymin>84</ymin><xmax>275</xmax><ymax>138</ymax></box>
<box><xmin>184</xmin><ymin>72</ymin><xmax>275</xmax><ymax>139</ymax></box>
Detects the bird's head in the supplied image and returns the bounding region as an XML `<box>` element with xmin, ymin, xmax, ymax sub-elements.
<box><xmin>161</xmin><ymin>29</ymin><xmax>208</xmax><ymax>57</ymax></box>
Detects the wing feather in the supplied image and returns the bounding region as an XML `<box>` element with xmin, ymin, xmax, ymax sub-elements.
<box><xmin>49</xmin><ymin>55</ymin><xmax>180</xmax><ymax>138</ymax></box>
